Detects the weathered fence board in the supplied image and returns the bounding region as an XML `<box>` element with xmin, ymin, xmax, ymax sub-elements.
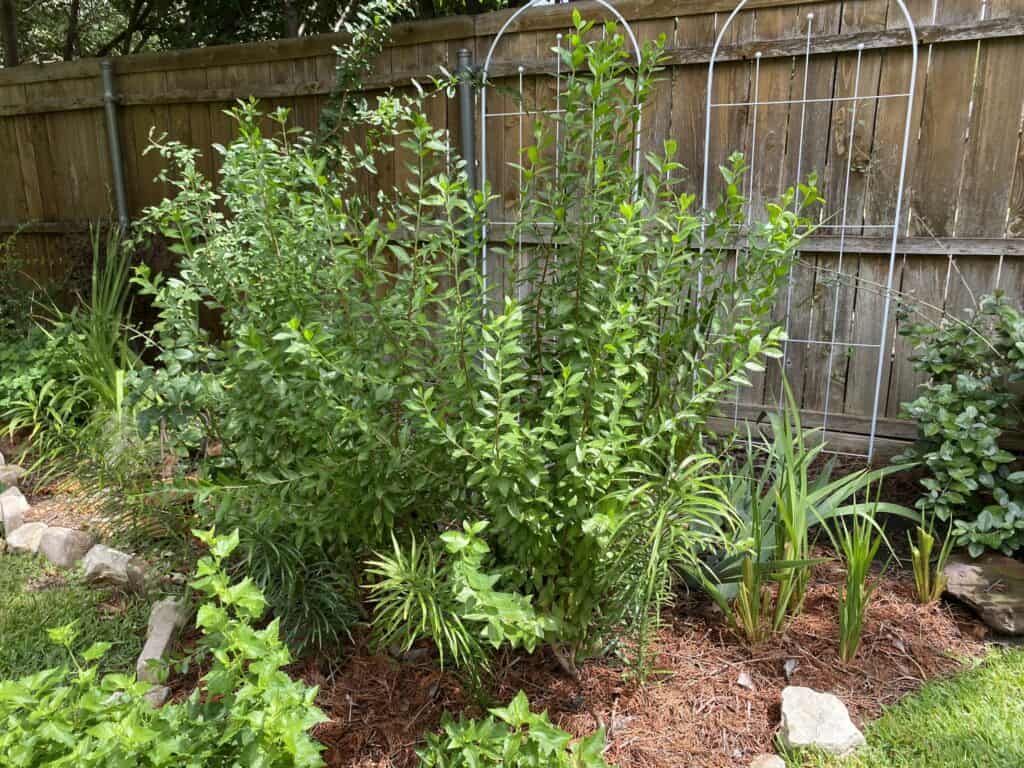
<box><xmin>1</xmin><ymin>0</ymin><xmax>1022</xmax><ymax>451</ymax></box>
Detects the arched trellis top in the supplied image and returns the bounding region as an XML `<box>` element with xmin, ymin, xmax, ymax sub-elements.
<box><xmin>699</xmin><ymin>0</ymin><xmax>920</xmax><ymax>462</ymax></box>
<box><xmin>477</xmin><ymin>0</ymin><xmax>646</xmax><ymax>291</ymax></box>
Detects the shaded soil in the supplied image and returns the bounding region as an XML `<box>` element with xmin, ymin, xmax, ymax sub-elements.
<box><xmin>23</xmin><ymin>486</ymin><xmax>105</xmax><ymax>531</ymax></box>
<box><xmin>303</xmin><ymin>559</ymin><xmax>985</xmax><ymax>768</ymax></box>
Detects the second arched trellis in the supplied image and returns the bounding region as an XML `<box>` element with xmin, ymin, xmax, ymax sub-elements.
<box><xmin>700</xmin><ymin>1</ymin><xmax>919</xmax><ymax>461</ymax></box>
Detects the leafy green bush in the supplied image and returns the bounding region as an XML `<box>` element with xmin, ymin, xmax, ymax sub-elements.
<box><xmin>897</xmin><ymin>293</ymin><xmax>1024</xmax><ymax>556</ymax></box>
<box><xmin>418</xmin><ymin>690</ymin><xmax>612</xmax><ymax>768</ymax></box>
<box><xmin>134</xmin><ymin>14</ymin><xmax>817</xmax><ymax>666</ymax></box>
<box><xmin>0</xmin><ymin>528</ymin><xmax>327</xmax><ymax>768</ymax></box>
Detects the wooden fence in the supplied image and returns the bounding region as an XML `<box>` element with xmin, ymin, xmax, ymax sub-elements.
<box><xmin>1</xmin><ymin>0</ymin><xmax>1022</xmax><ymax>454</ymax></box>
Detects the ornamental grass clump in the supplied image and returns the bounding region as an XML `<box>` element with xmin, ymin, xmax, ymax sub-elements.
<box><xmin>909</xmin><ymin>522</ymin><xmax>954</xmax><ymax>604</ymax></box>
<box><xmin>822</xmin><ymin>492</ymin><xmax>887</xmax><ymax>663</ymax></box>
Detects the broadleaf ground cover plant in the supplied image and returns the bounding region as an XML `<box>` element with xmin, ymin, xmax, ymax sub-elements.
<box><xmin>418</xmin><ymin>690</ymin><xmax>612</xmax><ymax>768</ymax></box>
<box><xmin>0</xmin><ymin>529</ymin><xmax>327</xmax><ymax>768</ymax></box>
<box><xmin>896</xmin><ymin>293</ymin><xmax>1024</xmax><ymax>556</ymax></box>
<box><xmin>133</xmin><ymin>12</ymin><xmax>820</xmax><ymax>671</ymax></box>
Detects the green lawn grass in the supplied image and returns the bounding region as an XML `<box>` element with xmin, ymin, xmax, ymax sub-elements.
<box><xmin>799</xmin><ymin>648</ymin><xmax>1024</xmax><ymax>768</ymax></box>
<box><xmin>0</xmin><ymin>553</ymin><xmax>151</xmax><ymax>678</ymax></box>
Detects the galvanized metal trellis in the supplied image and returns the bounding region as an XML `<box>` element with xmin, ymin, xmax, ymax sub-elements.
<box><xmin>700</xmin><ymin>1</ymin><xmax>920</xmax><ymax>461</ymax></box>
<box><xmin>474</xmin><ymin>0</ymin><xmax>922</xmax><ymax>462</ymax></box>
<box><xmin>477</xmin><ymin>0</ymin><xmax>644</xmax><ymax>297</ymax></box>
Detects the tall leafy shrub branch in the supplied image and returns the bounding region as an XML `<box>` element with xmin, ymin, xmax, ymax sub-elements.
<box><xmin>135</xmin><ymin>12</ymin><xmax>820</xmax><ymax>673</ymax></box>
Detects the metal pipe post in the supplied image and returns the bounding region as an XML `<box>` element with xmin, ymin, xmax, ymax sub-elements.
<box><xmin>101</xmin><ymin>60</ymin><xmax>129</xmax><ymax>230</ymax></box>
<box><xmin>456</xmin><ymin>48</ymin><xmax>477</xmax><ymax>193</ymax></box>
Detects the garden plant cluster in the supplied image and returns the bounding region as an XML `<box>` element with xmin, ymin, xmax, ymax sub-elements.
<box><xmin>0</xmin><ymin>8</ymin><xmax>1022</xmax><ymax>768</ymax></box>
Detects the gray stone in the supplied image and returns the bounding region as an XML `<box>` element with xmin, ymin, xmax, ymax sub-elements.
<box><xmin>136</xmin><ymin>599</ymin><xmax>188</xmax><ymax>683</ymax></box>
<box><xmin>6</xmin><ymin>522</ymin><xmax>48</xmax><ymax>554</ymax></box>
<box><xmin>944</xmin><ymin>551</ymin><xmax>1024</xmax><ymax>635</ymax></box>
<box><xmin>779</xmin><ymin>686</ymin><xmax>865</xmax><ymax>756</ymax></box>
<box><xmin>143</xmin><ymin>685</ymin><xmax>171</xmax><ymax>708</ymax></box>
<box><xmin>38</xmin><ymin>527</ymin><xmax>96</xmax><ymax>569</ymax></box>
<box><xmin>0</xmin><ymin>465</ymin><xmax>26</xmax><ymax>486</ymax></box>
<box><xmin>1</xmin><ymin>487</ymin><xmax>28</xmax><ymax>536</ymax></box>
<box><xmin>83</xmin><ymin>544</ymin><xmax>145</xmax><ymax>592</ymax></box>
<box><xmin>750</xmin><ymin>756</ymin><xmax>786</xmax><ymax>768</ymax></box>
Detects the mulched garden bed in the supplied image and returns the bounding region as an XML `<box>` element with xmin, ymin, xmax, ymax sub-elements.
<box><xmin>301</xmin><ymin>557</ymin><xmax>985</xmax><ymax>768</ymax></box>
<box><xmin>8</xmin><ymin>453</ymin><xmax>989</xmax><ymax>766</ymax></box>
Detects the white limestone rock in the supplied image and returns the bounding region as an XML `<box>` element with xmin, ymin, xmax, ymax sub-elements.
<box><xmin>6</xmin><ymin>522</ymin><xmax>48</xmax><ymax>554</ymax></box>
<box><xmin>83</xmin><ymin>544</ymin><xmax>146</xmax><ymax>592</ymax></box>
<box><xmin>38</xmin><ymin>527</ymin><xmax>96</xmax><ymax>568</ymax></box>
<box><xmin>136</xmin><ymin>599</ymin><xmax>188</xmax><ymax>683</ymax></box>
<box><xmin>143</xmin><ymin>685</ymin><xmax>171</xmax><ymax>708</ymax></box>
<box><xmin>0</xmin><ymin>465</ymin><xmax>26</xmax><ymax>486</ymax></box>
<box><xmin>779</xmin><ymin>686</ymin><xmax>865</xmax><ymax>756</ymax></box>
<box><xmin>0</xmin><ymin>486</ymin><xmax>28</xmax><ymax>536</ymax></box>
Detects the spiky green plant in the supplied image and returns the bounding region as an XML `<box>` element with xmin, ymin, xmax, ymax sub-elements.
<box><xmin>909</xmin><ymin>523</ymin><xmax>954</xmax><ymax>604</ymax></box>
<box><xmin>820</xmin><ymin>489</ymin><xmax>888</xmax><ymax>663</ymax></box>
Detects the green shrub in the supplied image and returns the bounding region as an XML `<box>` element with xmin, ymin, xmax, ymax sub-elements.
<box><xmin>135</xmin><ymin>14</ymin><xmax>817</xmax><ymax>666</ymax></box>
<box><xmin>897</xmin><ymin>293</ymin><xmax>1024</xmax><ymax>556</ymax></box>
<box><xmin>0</xmin><ymin>528</ymin><xmax>327</xmax><ymax>768</ymax></box>
<box><xmin>418</xmin><ymin>690</ymin><xmax>612</xmax><ymax>768</ymax></box>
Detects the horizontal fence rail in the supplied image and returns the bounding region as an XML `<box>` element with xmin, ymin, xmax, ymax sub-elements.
<box><xmin>1</xmin><ymin>0</ymin><xmax>1022</xmax><ymax>457</ymax></box>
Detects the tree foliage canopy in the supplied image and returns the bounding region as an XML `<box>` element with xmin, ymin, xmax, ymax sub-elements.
<box><xmin>1</xmin><ymin>0</ymin><xmax>510</xmax><ymax>66</ymax></box>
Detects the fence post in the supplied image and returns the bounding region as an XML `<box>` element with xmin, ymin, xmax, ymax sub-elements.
<box><xmin>456</xmin><ymin>48</ymin><xmax>477</xmax><ymax>193</ymax></box>
<box><xmin>100</xmin><ymin>60</ymin><xmax>129</xmax><ymax>230</ymax></box>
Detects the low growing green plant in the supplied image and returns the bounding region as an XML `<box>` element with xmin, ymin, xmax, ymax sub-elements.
<box><xmin>0</xmin><ymin>528</ymin><xmax>327</xmax><ymax>767</ymax></box>
<box><xmin>897</xmin><ymin>292</ymin><xmax>1024</xmax><ymax>556</ymax></box>
<box><xmin>697</xmin><ymin>382</ymin><xmax>912</xmax><ymax>643</ymax></box>
<box><xmin>4</xmin><ymin>226</ymin><xmax>142</xmax><ymax>485</ymax></box>
<box><xmin>908</xmin><ymin>522</ymin><xmax>953</xmax><ymax>604</ymax></box>
<box><xmin>417</xmin><ymin>690</ymin><xmax>612</xmax><ymax>768</ymax></box>
<box><xmin>822</xmin><ymin>494</ymin><xmax>886</xmax><ymax>663</ymax></box>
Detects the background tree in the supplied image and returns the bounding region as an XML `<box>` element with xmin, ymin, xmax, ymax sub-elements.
<box><xmin>1</xmin><ymin>0</ymin><xmax>19</xmax><ymax>65</ymax></box>
<box><xmin>1</xmin><ymin>0</ymin><xmax>512</xmax><ymax>65</ymax></box>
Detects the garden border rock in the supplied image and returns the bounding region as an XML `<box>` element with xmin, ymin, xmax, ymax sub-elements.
<box><xmin>7</xmin><ymin>521</ymin><xmax>48</xmax><ymax>554</ymax></box>
<box><xmin>137</xmin><ymin>599</ymin><xmax>188</xmax><ymax>684</ymax></box>
<box><xmin>0</xmin><ymin>464</ymin><xmax>26</xmax><ymax>486</ymax></box>
<box><xmin>39</xmin><ymin>527</ymin><xmax>96</xmax><ymax>569</ymax></box>
<box><xmin>944</xmin><ymin>551</ymin><xmax>1024</xmax><ymax>635</ymax></box>
<box><xmin>0</xmin><ymin>488</ymin><xmax>191</xmax><ymax>698</ymax></box>
<box><xmin>1</xmin><ymin>486</ymin><xmax>28</xmax><ymax>535</ymax></box>
<box><xmin>82</xmin><ymin>543</ymin><xmax>147</xmax><ymax>593</ymax></box>
<box><xmin>779</xmin><ymin>686</ymin><xmax>865</xmax><ymax>755</ymax></box>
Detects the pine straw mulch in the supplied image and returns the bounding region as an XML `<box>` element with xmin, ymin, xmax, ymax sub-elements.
<box><xmin>22</xmin><ymin>485</ymin><xmax>105</xmax><ymax>531</ymax></box>
<box><xmin>301</xmin><ymin>559</ymin><xmax>986</xmax><ymax>768</ymax></box>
